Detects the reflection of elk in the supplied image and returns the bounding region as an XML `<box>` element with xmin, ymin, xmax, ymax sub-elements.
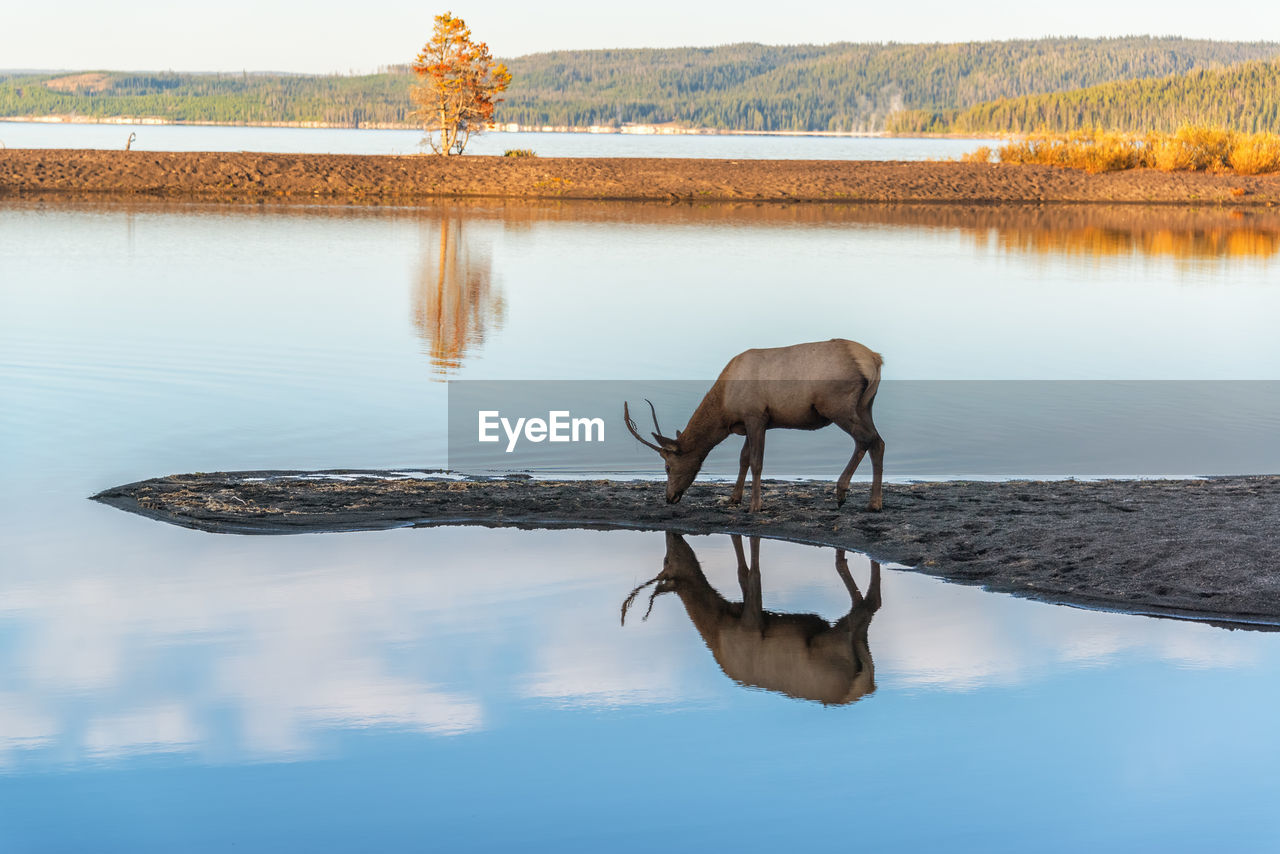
<box><xmin>623</xmin><ymin>533</ymin><xmax>882</xmax><ymax>705</ymax></box>
<box><xmin>624</xmin><ymin>339</ymin><xmax>885</xmax><ymax>512</ymax></box>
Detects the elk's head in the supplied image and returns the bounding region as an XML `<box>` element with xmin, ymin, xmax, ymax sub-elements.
<box><xmin>620</xmin><ymin>532</ymin><xmax>699</xmax><ymax>626</ymax></box>
<box><xmin>624</xmin><ymin>400</ymin><xmax>699</xmax><ymax>503</ymax></box>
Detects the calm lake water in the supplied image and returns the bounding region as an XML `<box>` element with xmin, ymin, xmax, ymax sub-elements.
<box><xmin>0</xmin><ymin>119</ymin><xmax>996</xmax><ymax>159</ymax></box>
<box><xmin>2</xmin><ymin>195</ymin><xmax>1280</xmax><ymax>849</ymax></box>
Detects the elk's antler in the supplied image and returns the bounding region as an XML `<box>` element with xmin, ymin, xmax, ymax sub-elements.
<box><xmin>629</xmin><ymin>399</ymin><xmax>679</xmax><ymax>448</ymax></box>
<box><xmin>624</xmin><ymin>401</ymin><xmax>667</xmax><ymax>452</ymax></box>
<box><xmin>620</xmin><ymin>574</ymin><xmax>671</xmax><ymax>625</ymax></box>
<box><xmin>645</xmin><ymin>399</ymin><xmax>667</xmax><ymax>440</ymax></box>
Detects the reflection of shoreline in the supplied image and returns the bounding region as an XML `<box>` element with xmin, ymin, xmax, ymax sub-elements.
<box><xmin>986</xmin><ymin>226</ymin><xmax>1280</xmax><ymax>259</ymax></box>
<box><xmin>965</xmin><ymin>209</ymin><xmax>1280</xmax><ymax>261</ymax></box>
<box><xmin>0</xmin><ymin>115</ymin><xmax>892</xmax><ymax>136</ymax></box>
<box><xmin>410</xmin><ymin>203</ymin><xmax>1278</xmax><ymax>261</ymax></box>
<box><xmin>9</xmin><ymin>194</ymin><xmax>1278</xmax><ymax>262</ymax></box>
<box><xmin>411</xmin><ymin>215</ymin><xmax>505</xmax><ymax>377</ymax></box>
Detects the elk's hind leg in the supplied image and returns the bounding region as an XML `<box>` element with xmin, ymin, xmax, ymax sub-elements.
<box><xmin>833</xmin><ymin>549</ymin><xmax>864</xmax><ymax>606</ymax></box>
<box><xmin>836</xmin><ymin>443</ymin><xmax>868</xmax><ymax>509</ymax></box>
<box><xmin>868</xmin><ymin>434</ymin><xmax>885</xmax><ymax>512</ymax></box>
<box><xmin>745</xmin><ymin>419</ymin><xmax>767</xmax><ymax>512</ymax></box>
<box><xmin>830</xmin><ymin>413</ymin><xmax>884</xmax><ymax>512</ymax></box>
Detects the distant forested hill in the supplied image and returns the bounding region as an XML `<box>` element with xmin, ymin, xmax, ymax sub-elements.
<box><xmin>888</xmin><ymin>57</ymin><xmax>1280</xmax><ymax>134</ymax></box>
<box><xmin>2</xmin><ymin>36</ymin><xmax>1278</xmax><ymax>132</ymax></box>
<box><xmin>500</xmin><ymin>38</ymin><xmax>1280</xmax><ymax>131</ymax></box>
<box><xmin>0</xmin><ymin>70</ymin><xmax>415</xmax><ymax>126</ymax></box>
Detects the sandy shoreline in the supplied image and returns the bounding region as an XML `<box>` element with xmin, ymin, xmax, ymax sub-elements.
<box><xmin>94</xmin><ymin>473</ymin><xmax>1280</xmax><ymax>628</ymax></box>
<box><xmin>4</xmin><ymin>149</ymin><xmax>1280</xmax><ymax>204</ymax></box>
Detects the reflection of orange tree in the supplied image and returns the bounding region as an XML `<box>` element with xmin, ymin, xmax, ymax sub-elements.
<box><xmin>411</xmin><ymin>216</ymin><xmax>506</xmax><ymax>377</ymax></box>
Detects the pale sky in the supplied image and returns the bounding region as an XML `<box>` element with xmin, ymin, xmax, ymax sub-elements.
<box><xmin>4</xmin><ymin>0</ymin><xmax>1279</xmax><ymax>74</ymax></box>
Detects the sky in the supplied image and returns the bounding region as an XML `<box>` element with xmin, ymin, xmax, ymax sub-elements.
<box><xmin>3</xmin><ymin>0</ymin><xmax>1280</xmax><ymax>74</ymax></box>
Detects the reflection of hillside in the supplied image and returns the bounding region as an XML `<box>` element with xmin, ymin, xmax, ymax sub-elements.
<box><xmin>411</xmin><ymin>216</ymin><xmax>506</xmax><ymax>377</ymax></box>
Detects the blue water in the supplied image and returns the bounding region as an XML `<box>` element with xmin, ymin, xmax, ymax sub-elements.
<box><xmin>3</xmin><ymin>200</ymin><xmax>1277</xmax><ymax>489</ymax></box>
<box><xmin>0</xmin><ymin>119</ymin><xmax>997</xmax><ymax>159</ymax></box>
<box><xmin>2</xmin><ymin>198</ymin><xmax>1280</xmax><ymax>850</ymax></box>
<box><xmin>1</xmin><ymin>527</ymin><xmax>1277</xmax><ymax>850</ymax></box>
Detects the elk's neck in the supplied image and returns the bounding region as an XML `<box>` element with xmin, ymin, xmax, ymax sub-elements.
<box><xmin>664</xmin><ymin>555</ymin><xmax>735</xmax><ymax>649</ymax></box>
<box><xmin>681</xmin><ymin>385</ymin><xmax>732</xmax><ymax>461</ymax></box>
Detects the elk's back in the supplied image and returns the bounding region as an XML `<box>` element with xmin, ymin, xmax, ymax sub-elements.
<box><xmin>718</xmin><ymin>339</ymin><xmax>882</xmax><ymax>424</ymax></box>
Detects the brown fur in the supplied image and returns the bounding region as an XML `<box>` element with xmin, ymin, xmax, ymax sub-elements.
<box><xmin>623</xmin><ymin>533</ymin><xmax>881</xmax><ymax>705</ymax></box>
<box><xmin>625</xmin><ymin>339</ymin><xmax>885</xmax><ymax>511</ymax></box>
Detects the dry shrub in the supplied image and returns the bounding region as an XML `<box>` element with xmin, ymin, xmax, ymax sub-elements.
<box><xmin>996</xmin><ymin>125</ymin><xmax>1280</xmax><ymax>175</ymax></box>
<box><xmin>1146</xmin><ymin>135</ymin><xmax>1198</xmax><ymax>171</ymax></box>
<box><xmin>1228</xmin><ymin>133</ymin><xmax>1280</xmax><ymax>175</ymax></box>
<box><xmin>1074</xmin><ymin>131</ymin><xmax>1145</xmax><ymax>173</ymax></box>
<box><xmin>1176</xmin><ymin>126</ymin><xmax>1237</xmax><ymax>169</ymax></box>
<box><xmin>996</xmin><ymin>130</ymin><xmax>1143</xmax><ymax>173</ymax></box>
<box><xmin>960</xmin><ymin>146</ymin><xmax>992</xmax><ymax>163</ymax></box>
<box><xmin>994</xmin><ymin>138</ymin><xmax>1039</xmax><ymax>164</ymax></box>
<box><xmin>1147</xmin><ymin>126</ymin><xmax>1237</xmax><ymax>171</ymax></box>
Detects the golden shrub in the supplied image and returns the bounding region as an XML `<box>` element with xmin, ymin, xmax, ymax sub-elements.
<box><xmin>1146</xmin><ymin>135</ymin><xmax>1196</xmax><ymax>171</ymax></box>
<box><xmin>1228</xmin><ymin>134</ymin><xmax>1280</xmax><ymax>175</ymax></box>
<box><xmin>997</xmin><ymin>130</ymin><xmax>1142</xmax><ymax>173</ymax></box>
<box><xmin>1172</xmin><ymin>125</ymin><xmax>1236</xmax><ymax>170</ymax></box>
<box><xmin>995</xmin><ymin>126</ymin><xmax>1280</xmax><ymax>176</ymax></box>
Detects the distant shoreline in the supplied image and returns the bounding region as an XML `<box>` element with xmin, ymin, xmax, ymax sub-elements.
<box><xmin>0</xmin><ymin>114</ymin><xmax>1008</xmax><ymax>139</ymax></box>
<box><xmin>3</xmin><ymin>148</ymin><xmax>1278</xmax><ymax>205</ymax></box>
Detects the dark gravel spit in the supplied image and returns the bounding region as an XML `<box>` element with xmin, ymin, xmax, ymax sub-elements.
<box><xmin>92</xmin><ymin>472</ymin><xmax>1280</xmax><ymax>629</ymax></box>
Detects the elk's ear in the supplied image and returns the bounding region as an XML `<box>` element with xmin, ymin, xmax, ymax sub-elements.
<box><xmin>676</xmin><ymin>429</ymin><xmax>684</xmax><ymax>441</ymax></box>
<box><xmin>653</xmin><ymin>433</ymin><xmax>680</xmax><ymax>452</ymax></box>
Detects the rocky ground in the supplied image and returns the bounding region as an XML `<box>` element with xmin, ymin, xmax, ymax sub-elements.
<box><xmin>95</xmin><ymin>472</ymin><xmax>1280</xmax><ymax>627</ymax></box>
<box><xmin>4</xmin><ymin>149</ymin><xmax>1280</xmax><ymax>204</ymax></box>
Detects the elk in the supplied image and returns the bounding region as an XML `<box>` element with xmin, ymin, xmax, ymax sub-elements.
<box><xmin>624</xmin><ymin>338</ymin><xmax>885</xmax><ymax>512</ymax></box>
<box><xmin>622</xmin><ymin>533</ymin><xmax>882</xmax><ymax>705</ymax></box>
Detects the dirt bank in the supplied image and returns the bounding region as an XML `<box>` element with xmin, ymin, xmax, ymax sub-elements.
<box><xmin>4</xmin><ymin>149</ymin><xmax>1280</xmax><ymax>204</ymax></box>
<box><xmin>94</xmin><ymin>473</ymin><xmax>1280</xmax><ymax>627</ymax></box>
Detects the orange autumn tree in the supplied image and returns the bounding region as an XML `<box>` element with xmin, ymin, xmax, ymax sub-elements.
<box><xmin>411</xmin><ymin>12</ymin><xmax>512</xmax><ymax>155</ymax></box>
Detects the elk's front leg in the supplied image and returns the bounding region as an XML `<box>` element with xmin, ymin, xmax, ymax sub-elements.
<box><xmin>733</xmin><ymin>535</ymin><xmax>764</xmax><ymax>632</ymax></box>
<box><xmin>730</xmin><ymin>436</ymin><xmax>751</xmax><ymax>505</ymax></box>
<box><xmin>833</xmin><ymin>549</ymin><xmax>864</xmax><ymax>606</ymax></box>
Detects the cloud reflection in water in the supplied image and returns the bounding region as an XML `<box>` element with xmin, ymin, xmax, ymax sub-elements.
<box><xmin>0</xmin><ymin>527</ymin><xmax>1265</xmax><ymax>770</ymax></box>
